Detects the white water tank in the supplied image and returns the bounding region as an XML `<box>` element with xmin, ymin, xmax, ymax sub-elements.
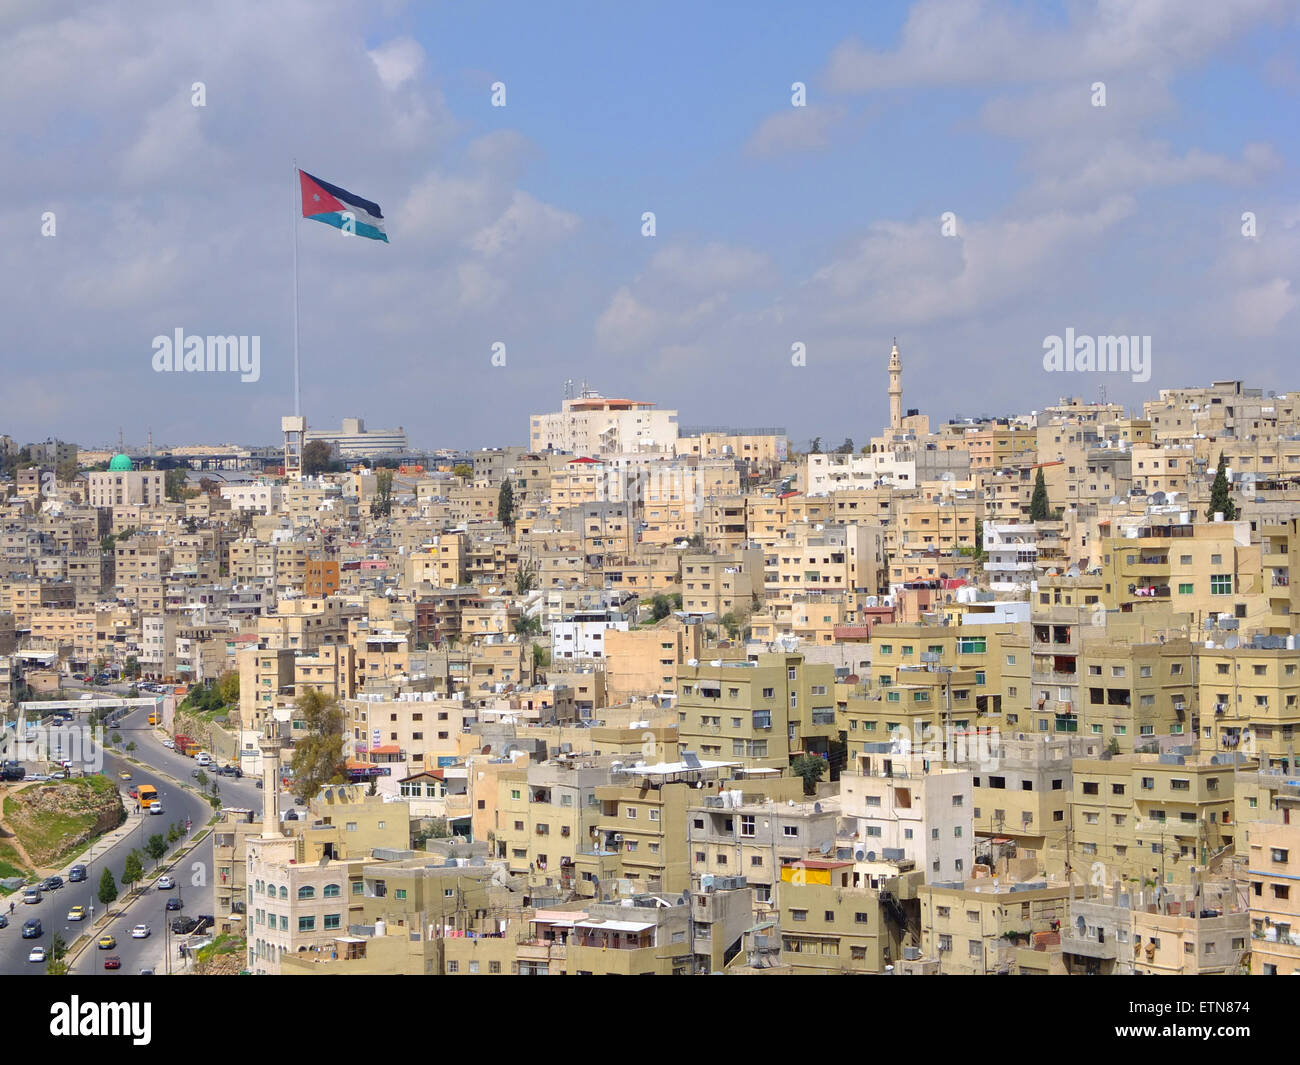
<box><xmin>374</xmin><ymin>918</ymin><xmax>386</xmax><ymax>938</ymax></box>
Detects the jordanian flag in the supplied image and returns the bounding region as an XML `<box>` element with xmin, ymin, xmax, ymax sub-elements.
<box><xmin>299</xmin><ymin>169</ymin><xmax>388</xmax><ymax>242</ymax></box>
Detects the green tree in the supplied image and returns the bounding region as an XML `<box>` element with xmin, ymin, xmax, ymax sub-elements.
<box><xmin>836</xmin><ymin>437</ymin><xmax>854</xmax><ymax>454</ymax></box>
<box><xmin>649</xmin><ymin>594</ymin><xmax>672</xmax><ymax>621</ymax></box>
<box><xmin>1206</xmin><ymin>452</ymin><xmax>1238</xmax><ymax>521</ymax></box>
<box><xmin>194</xmin><ymin>770</ymin><xmax>209</xmax><ymax>789</ymax></box>
<box><xmin>498</xmin><ymin>479</ymin><xmax>515</xmax><ymax>527</ymax></box>
<box><xmin>164</xmin><ymin>467</ymin><xmax>189</xmax><ymax>502</ymax></box>
<box><xmin>167</xmin><ymin>823</ymin><xmax>180</xmax><ymax>844</ymax></box>
<box><xmin>215</xmin><ymin>669</ymin><xmax>240</xmax><ymax>706</ymax></box>
<box><xmin>514</xmin><ymin>558</ymin><xmax>538</xmax><ymax>595</ymax></box>
<box><xmin>513</xmin><ymin>614</ymin><xmax>541</xmax><ymax>638</ymax></box>
<box><xmin>288</xmin><ymin>689</ymin><xmax>348</xmax><ymax>803</ymax></box>
<box><xmin>1029</xmin><ymin>468</ymin><xmax>1050</xmax><ymax>522</ymax></box>
<box><xmin>97</xmin><ymin>867</ymin><xmax>118</xmax><ymax>906</ymax></box>
<box><xmin>46</xmin><ymin>932</ymin><xmax>68</xmax><ymax>975</ymax></box>
<box><xmin>302</xmin><ymin>440</ymin><xmax>333</xmax><ymax>476</ymax></box>
<box><xmin>809</xmin><ymin>437</ymin><xmax>822</xmax><ymax>454</ymax></box>
<box><xmin>453</xmin><ymin>463</ymin><xmax>473</xmax><ymax>481</ymax></box>
<box><xmin>146</xmin><ymin>833</ymin><xmax>167</xmax><ymax>864</ymax></box>
<box><xmin>121</xmin><ymin>850</ymin><xmax>144</xmax><ymax>888</ymax></box>
<box><xmin>125</xmin><ymin>741</ymin><xmax>136</xmax><ymax>754</ymax></box>
<box><xmin>532</xmin><ymin>644</ymin><xmax>550</xmax><ymax>670</ymax></box>
<box><xmin>371</xmin><ymin>467</ymin><xmax>394</xmax><ymax>518</ymax></box>
<box><xmin>123</xmin><ymin>655</ymin><xmax>140</xmax><ymax>679</ymax></box>
<box><xmin>973</xmin><ymin>518</ymin><xmax>986</xmax><ymax>561</ymax></box>
<box><xmin>791</xmin><ymin>754</ymin><xmax>828</xmax><ymax>796</ymax></box>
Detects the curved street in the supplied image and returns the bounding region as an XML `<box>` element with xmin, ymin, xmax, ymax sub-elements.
<box><xmin>0</xmin><ymin>692</ymin><xmax>290</xmax><ymax>975</ymax></box>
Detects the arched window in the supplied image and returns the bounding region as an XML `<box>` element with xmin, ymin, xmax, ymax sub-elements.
<box><xmin>298</xmin><ymin>886</ymin><xmax>315</xmax><ymax>900</ymax></box>
<box><xmin>323</xmin><ymin>883</ymin><xmax>341</xmax><ymax>898</ymax></box>
<box><xmin>279</xmin><ymin>885</ymin><xmax>288</xmax><ymax>899</ymax></box>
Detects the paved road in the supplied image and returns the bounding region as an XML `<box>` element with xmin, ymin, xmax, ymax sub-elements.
<box><xmin>70</xmin><ymin>833</ymin><xmax>215</xmax><ymax>976</ymax></box>
<box><xmin>0</xmin><ymin>691</ymin><xmax>293</xmax><ymax>974</ymax></box>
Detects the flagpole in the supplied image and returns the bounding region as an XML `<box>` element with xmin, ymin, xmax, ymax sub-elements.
<box><xmin>291</xmin><ymin>160</ymin><xmax>301</xmax><ymax>417</ymax></box>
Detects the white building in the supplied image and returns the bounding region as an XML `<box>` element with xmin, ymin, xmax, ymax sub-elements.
<box><xmin>530</xmin><ymin>391</ymin><xmax>678</xmax><ymax>455</ymax></box>
<box><xmin>982</xmin><ymin>523</ymin><xmax>1039</xmax><ymax>592</ymax></box>
<box><xmin>804</xmin><ymin>451</ymin><xmax>916</xmax><ymax>495</ymax></box>
<box><xmin>305</xmin><ymin>417</ymin><xmax>408</xmax><ymax>459</ymax></box>
<box><xmin>220</xmin><ymin>482</ymin><xmax>282</xmax><ymax>515</ymax></box>
<box><xmin>551</xmin><ymin>609</ymin><xmax>630</xmax><ymax>662</ymax></box>
<box><xmin>840</xmin><ymin>746</ymin><xmax>973</xmax><ymax>885</ymax></box>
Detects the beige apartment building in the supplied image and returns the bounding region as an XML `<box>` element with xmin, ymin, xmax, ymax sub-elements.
<box><xmin>917</xmin><ymin>878</ymin><xmax>1067</xmax><ymax>975</ymax></box>
<box><xmin>677</xmin><ymin>652</ymin><xmax>837</xmax><ymax>769</ymax></box>
<box><xmin>1248</xmin><ymin>821</ymin><xmax>1300</xmax><ymax>974</ymax></box>
<box><xmin>1071</xmin><ymin>752</ymin><xmax>1243</xmax><ymax>888</ymax></box>
<box><xmin>777</xmin><ymin>861</ymin><xmax>903</xmax><ymax>973</ymax></box>
<box><xmin>689</xmin><ymin>795</ymin><xmax>838</xmax><ymax>911</ymax></box>
<box><xmin>679</xmin><ymin>548</ymin><xmax>765</xmax><ymax>618</ymax></box>
<box><xmin>603</xmin><ymin>616</ymin><xmax>702</xmax><ymax>704</ymax></box>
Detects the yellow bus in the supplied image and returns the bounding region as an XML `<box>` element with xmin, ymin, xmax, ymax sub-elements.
<box><xmin>147</xmin><ymin>713</ymin><xmax>159</xmax><ymax>726</ymax></box>
<box><xmin>137</xmin><ymin>784</ymin><xmax>158</xmax><ymax>807</ymax></box>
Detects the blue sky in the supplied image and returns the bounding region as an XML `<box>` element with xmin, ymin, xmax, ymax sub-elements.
<box><xmin>2</xmin><ymin>0</ymin><xmax>1298</xmax><ymax>451</ymax></box>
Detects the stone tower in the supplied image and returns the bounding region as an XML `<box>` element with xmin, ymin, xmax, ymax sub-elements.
<box><xmin>888</xmin><ymin>338</ymin><xmax>903</xmax><ymax>431</ymax></box>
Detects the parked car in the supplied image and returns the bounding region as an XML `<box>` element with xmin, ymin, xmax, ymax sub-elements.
<box><xmin>41</xmin><ymin>875</ymin><xmax>63</xmax><ymax>891</ymax></box>
<box><xmin>139</xmin><ymin>968</ymin><xmax>155</xmax><ymax>975</ymax></box>
<box><xmin>22</xmin><ymin>887</ymin><xmax>42</xmax><ymax>905</ymax></box>
<box><xmin>97</xmin><ymin>934</ymin><xmax>116</xmax><ymax>949</ymax></box>
<box><xmin>170</xmin><ymin>916</ymin><xmax>199</xmax><ymax>935</ymax></box>
<box><xmin>162</xmin><ymin>739</ymin><xmax>175</xmax><ymax>750</ymax></box>
<box><xmin>128</xmin><ymin>787</ymin><xmax>138</xmax><ymax>799</ymax></box>
<box><xmin>103</xmin><ymin>955</ymin><xmax>121</xmax><ymax>970</ymax></box>
<box><xmin>166</xmin><ymin>896</ymin><xmax>183</xmax><ymax>911</ymax></box>
<box><xmin>130</xmin><ymin>924</ymin><xmax>150</xmax><ymax>939</ymax></box>
<box><xmin>66</xmin><ymin>905</ymin><xmax>86</xmax><ymax>922</ymax></box>
<box><xmin>156</xmin><ymin>874</ymin><xmax>175</xmax><ymax>890</ymax></box>
<box><xmin>28</xmin><ymin>946</ymin><xmax>46</xmax><ymax>963</ymax></box>
<box><xmin>22</xmin><ymin>919</ymin><xmax>41</xmax><ymax>938</ymax></box>
<box><xmin>68</xmin><ymin>864</ymin><xmax>87</xmax><ymax>883</ymax></box>
<box><xmin>118</xmin><ymin>770</ymin><xmax>132</xmax><ymax>781</ymax></box>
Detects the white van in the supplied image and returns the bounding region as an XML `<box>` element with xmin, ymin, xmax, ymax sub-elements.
<box><xmin>194</xmin><ymin>752</ymin><xmax>211</xmax><ymax>767</ymax></box>
<box><xmin>149</xmin><ymin>800</ymin><xmax>163</xmax><ymax>815</ymax></box>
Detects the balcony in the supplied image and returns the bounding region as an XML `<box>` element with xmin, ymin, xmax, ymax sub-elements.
<box><xmin>1128</xmin><ymin>585</ymin><xmax>1170</xmax><ymax>599</ymax></box>
<box><xmin>1061</xmin><ymin>935</ymin><xmax>1118</xmax><ymax>960</ymax></box>
<box><xmin>1134</xmin><ymin>818</ymin><xmax>1197</xmax><ymax>837</ymax></box>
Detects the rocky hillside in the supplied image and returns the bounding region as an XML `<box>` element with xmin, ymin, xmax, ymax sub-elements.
<box><xmin>3</xmin><ymin>776</ymin><xmax>125</xmax><ymax>869</ymax></box>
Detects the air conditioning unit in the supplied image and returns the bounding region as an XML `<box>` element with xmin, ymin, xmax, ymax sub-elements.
<box><xmin>854</xmin><ymin>847</ymin><xmax>867</xmax><ymax>861</ymax></box>
<box><xmin>612</xmin><ymin>833</ymin><xmax>623</xmax><ymax>842</ymax></box>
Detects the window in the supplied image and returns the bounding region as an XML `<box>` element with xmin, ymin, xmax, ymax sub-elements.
<box><xmin>298</xmin><ymin>916</ymin><xmax>316</xmax><ymax>932</ymax></box>
<box><xmin>297</xmin><ymin>886</ymin><xmax>315</xmax><ymax>900</ymax></box>
<box><xmin>783</xmin><ymin>825</ymin><xmax>798</xmax><ymax>837</ymax></box>
<box><xmin>1210</xmin><ymin>574</ymin><xmax>1232</xmax><ymax>595</ymax></box>
<box><xmin>323</xmin><ymin>884</ymin><xmax>340</xmax><ymax>898</ymax></box>
<box><xmin>323</xmin><ymin>914</ymin><xmax>340</xmax><ymax>930</ymax></box>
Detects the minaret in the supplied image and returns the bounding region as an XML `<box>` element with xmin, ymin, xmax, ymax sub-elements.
<box><xmin>888</xmin><ymin>338</ymin><xmax>903</xmax><ymax>431</ymax></box>
<box><xmin>259</xmin><ymin>729</ymin><xmax>283</xmax><ymax>837</ymax></box>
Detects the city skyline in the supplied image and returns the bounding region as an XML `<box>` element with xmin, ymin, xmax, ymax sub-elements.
<box><xmin>5</xmin><ymin>1</ymin><xmax>1298</xmax><ymax>448</ymax></box>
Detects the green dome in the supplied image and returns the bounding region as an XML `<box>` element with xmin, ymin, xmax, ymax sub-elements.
<box><xmin>107</xmin><ymin>453</ymin><xmax>133</xmax><ymax>472</ymax></box>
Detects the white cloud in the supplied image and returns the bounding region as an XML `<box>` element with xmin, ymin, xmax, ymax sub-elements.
<box><xmin>467</xmin><ymin>190</ymin><xmax>578</xmax><ymax>258</ymax></box>
<box><xmin>368</xmin><ymin>36</ymin><xmax>424</xmax><ymax>91</ymax></box>
<box><xmin>746</xmin><ymin>104</ymin><xmax>845</xmax><ymax>156</ymax></box>
<box><xmin>826</xmin><ymin>0</ymin><xmax>1290</xmax><ymax>90</ymax></box>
